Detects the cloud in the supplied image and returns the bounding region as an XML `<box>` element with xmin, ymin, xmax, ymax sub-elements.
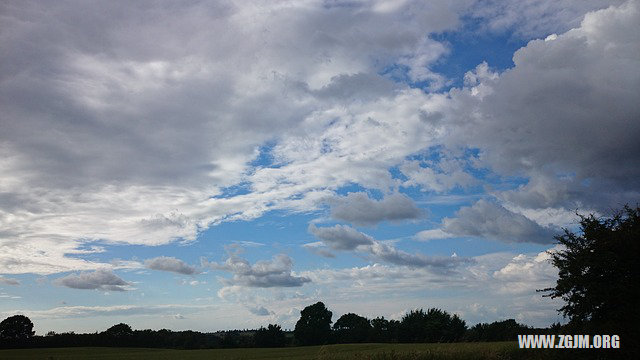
<box><xmin>309</xmin><ymin>223</ymin><xmax>470</xmax><ymax>269</ymax></box>
<box><xmin>207</xmin><ymin>254</ymin><xmax>311</xmax><ymax>288</ymax></box>
<box><xmin>308</xmin><ymin>223</ymin><xmax>374</xmax><ymax>250</ymax></box>
<box><xmin>414</xmin><ymin>229</ymin><xmax>455</xmax><ymax>241</ymax></box>
<box><xmin>446</xmin><ymin>0</ymin><xmax>640</xmax><ymax>212</ymax></box>
<box><xmin>365</xmin><ymin>241</ymin><xmax>470</xmax><ymax>270</ymax></box>
<box><xmin>53</xmin><ymin>270</ymin><xmax>131</xmax><ymax>291</ymax></box>
<box><xmin>468</xmin><ymin>0</ymin><xmax>626</xmax><ymax>37</ymax></box>
<box><xmin>248</xmin><ymin>306</ymin><xmax>274</xmax><ymax>316</ymax></box>
<box><xmin>400</xmin><ymin>158</ymin><xmax>477</xmax><ymax>193</ymax></box>
<box><xmin>0</xmin><ymin>0</ymin><xmax>463</xmax><ymax>274</ymax></box>
<box><xmin>329</xmin><ymin>192</ymin><xmax>421</xmax><ymax>226</ymax></box>
<box><xmin>0</xmin><ymin>304</ymin><xmax>216</xmax><ymax>320</ymax></box>
<box><xmin>144</xmin><ymin>256</ymin><xmax>197</xmax><ymax>275</ymax></box>
<box><xmin>302</xmin><ymin>242</ymin><xmax>336</xmax><ymax>258</ymax></box>
<box><xmin>442</xmin><ymin>200</ymin><xmax>557</xmax><ymax>244</ymax></box>
<box><xmin>0</xmin><ymin>276</ymin><xmax>20</xmax><ymax>285</ymax></box>
<box><xmin>492</xmin><ymin>250</ymin><xmax>559</xmax><ymax>294</ymax></box>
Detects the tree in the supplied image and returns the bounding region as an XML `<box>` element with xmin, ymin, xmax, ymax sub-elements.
<box><xmin>254</xmin><ymin>324</ymin><xmax>286</xmax><ymax>348</ymax></box>
<box><xmin>294</xmin><ymin>302</ymin><xmax>332</xmax><ymax>346</ymax></box>
<box><xmin>398</xmin><ymin>308</ymin><xmax>466</xmax><ymax>343</ymax></box>
<box><xmin>333</xmin><ymin>313</ymin><xmax>371</xmax><ymax>343</ymax></box>
<box><xmin>542</xmin><ymin>206</ymin><xmax>639</xmax><ymax>348</ymax></box>
<box><xmin>0</xmin><ymin>315</ymin><xmax>35</xmax><ymax>344</ymax></box>
<box><xmin>103</xmin><ymin>323</ymin><xmax>133</xmax><ymax>338</ymax></box>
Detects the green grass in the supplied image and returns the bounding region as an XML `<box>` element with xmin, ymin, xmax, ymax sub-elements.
<box><xmin>0</xmin><ymin>342</ymin><xmax>535</xmax><ymax>360</ymax></box>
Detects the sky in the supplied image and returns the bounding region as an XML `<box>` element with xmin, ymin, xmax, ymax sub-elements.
<box><xmin>1</xmin><ymin>0</ymin><xmax>639</xmax><ymax>335</ymax></box>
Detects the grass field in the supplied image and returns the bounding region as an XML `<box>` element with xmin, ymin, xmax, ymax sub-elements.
<box><xmin>0</xmin><ymin>342</ymin><xmax>549</xmax><ymax>360</ymax></box>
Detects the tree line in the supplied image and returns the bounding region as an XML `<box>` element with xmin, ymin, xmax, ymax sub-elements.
<box><xmin>0</xmin><ymin>306</ymin><xmax>547</xmax><ymax>349</ymax></box>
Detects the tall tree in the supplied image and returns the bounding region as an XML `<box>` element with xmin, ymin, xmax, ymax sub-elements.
<box><xmin>333</xmin><ymin>313</ymin><xmax>371</xmax><ymax>343</ymax></box>
<box><xmin>0</xmin><ymin>315</ymin><xmax>35</xmax><ymax>344</ymax></box>
<box><xmin>294</xmin><ymin>302</ymin><xmax>332</xmax><ymax>346</ymax></box>
<box><xmin>542</xmin><ymin>206</ymin><xmax>639</xmax><ymax>349</ymax></box>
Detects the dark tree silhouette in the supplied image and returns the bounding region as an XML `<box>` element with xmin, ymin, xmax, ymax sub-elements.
<box><xmin>370</xmin><ymin>316</ymin><xmax>400</xmax><ymax>342</ymax></box>
<box><xmin>254</xmin><ymin>324</ymin><xmax>286</xmax><ymax>348</ymax></box>
<box><xmin>542</xmin><ymin>205</ymin><xmax>640</xmax><ymax>350</ymax></box>
<box><xmin>0</xmin><ymin>315</ymin><xmax>35</xmax><ymax>343</ymax></box>
<box><xmin>294</xmin><ymin>302</ymin><xmax>332</xmax><ymax>346</ymax></box>
<box><xmin>399</xmin><ymin>308</ymin><xmax>466</xmax><ymax>343</ymax></box>
<box><xmin>333</xmin><ymin>313</ymin><xmax>371</xmax><ymax>343</ymax></box>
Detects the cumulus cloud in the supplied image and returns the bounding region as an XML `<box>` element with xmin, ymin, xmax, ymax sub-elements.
<box><xmin>0</xmin><ymin>276</ymin><xmax>20</xmax><ymax>285</ymax></box>
<box><xmin>308</xmin><ymin>223</ymin><xmax>374</xmax><ymax>250</ymax></box>
<box><xmin>447</xmin><ymin>0</ymin><xmax>640</xmax><ymax>212</ymax></box>
<box><xmin>492</xmin><ymin>250</ymin><xmax>558</xmax><ymax>294</ymax></box>
<box><xmin>207</xmin><ymin>254</ymin><xmax>310</xmax><ymax>288</ymax></box>
<box><xmin>442</xmin><ymin>200</ymin><xmax>557</xmax><ymax>244</ymax></box>
<box><xmin>144</xmin><ymin>256</ymin><xmax>197</xmax><ymax>275</ymax></box>
<box><xmin>329</xmin><ymin>192</ymin><xmax>421</xmax><ymax>226</ymax></box>
<box><xmin>53</xmin><ymin>270</ymin><xmax>131</xmax><ymax>291</ymax></box>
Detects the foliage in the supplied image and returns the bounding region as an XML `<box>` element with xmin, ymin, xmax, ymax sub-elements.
<box><xmin>254</xmin><ymin>324</ymin><xmax>286</xmax><ymax>348</ymax></box>
<box><xmin>0</xmin><ymin>315</ymin><xmax>34</xmax><ymax>345</ymax></box>
<box><xmin>333</xmin><ymin>313</ymin><xmax>371</xmax><ymax>343</ymax></box>
<box><xmin>103</xmin><ymin>323</ymin><xmax>133</xmax><ymax>338</ymax></box>
<box><xmin>370</xmin><ymin>317</ymin><xmax>399</xmax><ymax>343</ymax></box>
<box><xmin>294</xmin><ymin>301</ymin><xmax>333</xmax><ymax>346</ymax></box>
<box><xmin>542</xmin><ymin>205</ymin><xmax>640</xmax><ymax>346</ymax></box>
<box><xmin>465</xmin><ymin>319</ymin><xmax>532</xmax><ymax>342</ymax></box>
<box><xmin>398</xmin><ymin>308</ymin><xmax>466</xmax><ymax>343</ymax></box>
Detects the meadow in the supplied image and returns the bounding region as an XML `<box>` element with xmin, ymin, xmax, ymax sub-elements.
<box><xmin>0</xmin><ymin>342</ymin><xmax>552</xmax><ymax>360</ymax></box>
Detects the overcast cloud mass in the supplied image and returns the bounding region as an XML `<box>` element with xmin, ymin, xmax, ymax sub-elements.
<box><xmin>0</xmin><ymin>0</ymin><xmax>638</xmax><ymax>334</ymax></box>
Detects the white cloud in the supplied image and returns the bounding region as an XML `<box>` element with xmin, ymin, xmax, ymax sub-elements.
<box><xmin>207</xmin><ymin>254</ymin><xmax>311</xmax><ymax>288</ymax></box>
<box><xmin>414</xmin><ymin>229</ymin><xmax>455</xmax><ymax>241</ymax></box>
<box><xmin>53</xmin><ymin>270</ymin><xmax>131</xmax><ymax>292</ymax></box>
<box><xmin>144</xmin><ymin>257</ymin><xmax>198</xmax><ymax>275</ymax></box>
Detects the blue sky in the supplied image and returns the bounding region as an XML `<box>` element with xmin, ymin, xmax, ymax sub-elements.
<box><xmin>1</xmin><ymin>0</ymin><xmax>639</xmax><ymax>334</ymax></box>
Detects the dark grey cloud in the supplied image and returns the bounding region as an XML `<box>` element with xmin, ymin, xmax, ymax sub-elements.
<box><xmin>329</xmin><ymin>192</ymin><xmax>421</xmax><ymax>226</ymax></box>
<box><xmin>443</xmin><ymin>200</ymin><xmax>557</xmax><ymax>244</ymax></box>
<box><xmin>308</xmin><ymin>223</ymin><xmax>374</xmax><ymax>250</ymax></box>
<box><xmin>207</xmin><ymin>254</ymin><xmax>310</xmax><ymax>288</ymax></box>
<box><xmin>144</xmin><ymin>256</ymin><xmax>197</xmax><ymax>275</ymax></box>
<box><xmin>53</xmin><ymin>270</ymin><xmax>130</xmax><ymax>291</ymax></box>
